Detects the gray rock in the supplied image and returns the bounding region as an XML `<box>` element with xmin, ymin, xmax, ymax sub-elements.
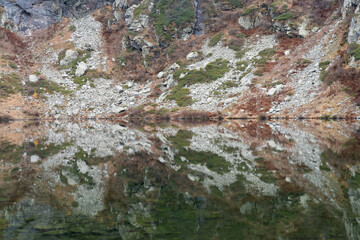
<box><xmin>348</xmin><ymin>14</ymin><xmax>360</xmax><ymax>44</ymax></box>
<box><xmin>0</xmin><ymin>0</ymin><xmax>112</xmax><ymax>33</ymax></box>
<box><xmin>238</xmin><ymin>14</ymin><xmax>260</xmax><ymax>30</ymax></box>
<box><xmin>60</xmin><ymin>50</ymin><xmax>79</xmax><ymax>66</ymax></box>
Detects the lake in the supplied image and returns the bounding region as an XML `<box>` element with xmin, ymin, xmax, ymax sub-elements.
<box><xmin>0</xmin><ymin>119</ymin><xmax>359</xmax><ymax>239</ymax></box>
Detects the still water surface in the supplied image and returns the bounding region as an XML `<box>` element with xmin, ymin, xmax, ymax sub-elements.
<box><xmin>0</xmin><ymin>120</ymin><xmax>360</xmax><ymax>239</ymax></box>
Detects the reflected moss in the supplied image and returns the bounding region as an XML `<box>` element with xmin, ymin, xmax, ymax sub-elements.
<box><xmin>168</xmin><ymin>130</ymin><xmax>231</xmax><ymax>174</ymax></box>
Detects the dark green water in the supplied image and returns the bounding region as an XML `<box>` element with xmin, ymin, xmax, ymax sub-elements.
<box><xmin>0</xmin><ymin>120</ymin><xmax>360</xmax><ymax>239</ymax></box>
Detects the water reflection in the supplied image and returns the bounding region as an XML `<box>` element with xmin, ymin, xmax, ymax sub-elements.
<box><xmin>0</xmin><ymin>120</ymin><xmax>360</xmax><ymax>239</ymax></box>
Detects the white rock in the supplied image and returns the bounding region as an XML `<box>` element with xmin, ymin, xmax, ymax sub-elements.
<box><xmin>115</xmin><ymin>85</ymin><xmax>124</xmax><ymax>93</ymax></box>
<box><xmin>112</xmin><ymin>106</ymin><xmax>127</xmax><ymax>113</ymax></box>
<box><xmin>186</xmin><ymin>52</ymin><xmax>199</xmax><ymax>60</ymax></box>
<box><xmin>30</xmin><ymin>155</ymin><xmax>40</xmax><ymax>163</ymax></box>
<box><xmin>75</xmin><ymin>62</ymin><xmax>88</xmax><ymax>77</ymax></box>
<box><xmin>168</xmin><ymin>63</ymin><xmax>180</xmax><ymax>71</ymax></box>
<box><xmin>29</xmin><ymin>75</ymin><xmax>39</xmax><ymax>83</ymax></box>
<box><xmin>179</xmin><ymin>73</ymin><xmax>187</xmax><ymax>79</ymax></box>
<box><xmin>157</xmin><ymin>71</ymin><xmax>166</xmax><ymax>78</ymax></box>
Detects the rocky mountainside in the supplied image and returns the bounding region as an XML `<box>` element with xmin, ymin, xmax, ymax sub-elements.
<box><xmin>0</xmin><ymin>0</ymin><xmax>360</xmax><ymax>120</ymax></box>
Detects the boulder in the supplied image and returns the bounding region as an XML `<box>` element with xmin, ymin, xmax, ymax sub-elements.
<box><xmin>29</xmin><ymin>75</ymin><xmax>39</xmax><ymax>83</ymax></box>
<box><xmin>60</xmin><ymin>50</ymin><xmax>79</xmax><ymax>66</ymax></box>
<box><xmin>75</xmin><ymin>62</ymin><xmax>88</xmax><ymax>77</ymax></box>
<box><xmin>112</xmin><ymin>106</ymin><xmax>127</xmax><ymax>113</ymax></box>
<box><xmin>348</xmin><ymin>13</ymin><xmax>360</xmax><ymax>44</ymax></box>
<box><xmin>186</xmin><ymin>52</ymin><xmax>199</xmax><ymax>60</ymax></box>
<box><xmin>267</xmin><ymin>84</ymin><xmax>284</xmax><ymax>96</ymax></box>
<box><xmin>30</xmin><ymin>155</ymin><xmax>40</xmax><ymax>163</ymax></box>
<box><xmin>238</xmin><ymin>14</ymin><xmax>260</xmax><ymax>30</ymax></box>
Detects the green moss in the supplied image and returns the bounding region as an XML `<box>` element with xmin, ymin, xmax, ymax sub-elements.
<box><xmin>235</xmin><ymin>48</ymin><xmax>249</xmax><ymax>59</ymax></box>
<box><xmin>168</xmin><ymin>130</ymin><xmax>231</xmax><ymax>174</ymax></box>
<box><xmin>29</xmin><ymin>141</ymin><xmax>73</xmax><ymax>159</ymax></box>
<box><xmin>9</xmin><ymin>62</ymin><xmax>17</xmax><ymax>69</ymax></box>
<box><xmin>58</xmin><ymin>49</ymin><xmax>67</xmax><ymax>63</ymax></box>
<box><xmin>26</xmin><ymin>79</ymin><xmax>72</xmax><ymax>96</ymax></box>
<box><xmin>166</xmin><ymin>87</ymin><xmax>193</xmax><ymax>107</ymax></box>
<box><xmin>69</xmin><ymin>25</ymin><xmax>76</xmax><ymax>32</ymax></box>
<box><xmin>274</xmin><ymin>12</ymin><xmax>294</xmax><ymax>20</ymax></box>
<box><xmin>150</xmin><ymin>0</ymin><xmax>195</xmax><ymax>41</ymax></box>
<box><xmin>168</xmin><ymin>59</ymin><xmax>229</xmax><ymax>106</ymax></box>
<box><xmin>167</xmin><ymin>130</ymin><xmax>194</xmax><ymax>149</ymax></box>
<box><xmin>62</xmin><ymin>161</ymin><xmax>95</xmax><ymax>186</ymax></box>
<box><xmin>209</xmin><ymin>32</ymin><xmax>223</xmax><ymax>47</ymax></box>
<box><xmin>252</xmin><ymin>48</ymin><xmax>275</xmax><ymax>75</ymax></box>
<box><xmin>236</xmin><ymin>61</ymin><xmax>249</xmax><ymax>71</ymax></box>
<box><xmin>242</xmin><ymin>6</ymin><xmax>255</xmax><ymax>16</ymax></box>
<box><xmin>319</xmin><ymin>60</ymin><xmax>331</xmax><ymax>81</ymax></box>
<box><xmin>0</xmin><ymin>73</ymin><xmax>23</xmax><ymax>98</ymax></box>
<box><xmin>134</xmin><ymin>3</ymin><xmax>148</xmax><ymax>17</ymax></box>
<box><xmin>175</xmin><ymin>59</ymin><xmax>230</xmax><ymax>86</ymax></box>
<box><xmin>349</xmin><ymin>42</ymin><xmax>360</xmax><ymax>60</ymax></box>
<box><xmin>219</xmin><ymin>81</ymin><xmax>237</xmax><ymax>90</ymax></box>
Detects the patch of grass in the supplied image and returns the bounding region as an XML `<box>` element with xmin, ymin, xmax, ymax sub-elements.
<box><xmin>134</xmin><ymin>3</ymin><xmax>148</xmax><ymax>17</ymax></box>
<box><xmin>175</xmin><ymin>58</ymin><xmax>230</xmax><ymax>85</ymax></box>
<box><xmin>241</xmin><ymin>6</ymin><xmax>255</xmax><ymax>16</ymax></box>
<box><xmin>219</xmin><ymin>81</ymin><xmax>238</xmax><ymax>89</ymax></box>
<box><xmin>209</xmin><ymin>32</ymin><xmax>223</xmax><ymax>47</ymax></box>
<box><xmin>69</xmin><ymin>25</ymin><xmax>76</xmax><ymax>32</ymax></box>
<box><xmin>150</xmin><ymin>0</ymin><xmax>195</xmax><ymax>41</ymax></box>
<box><xmin>235</xmin><ymin>48</ymin><xmax>249</xmax><ymax>59</ymax></box>
<box><xmin>168</xmin><ymin>59</ymin><xmax>229</xmax><ymax>107</ymax></box>
<box><xmin>26</xmin><ymin>79</ymin><xmax>72</xmax><ymax>96</ymax></box>
<box><xmin>168</xmin><ymin>130</ymin><xmax>231</xmax><ymax>174</ymax></box>
<box><xmin>319</xmin><ymin>60</ymin><xmax>331</xmax><ymax>81</ymax></box>
<box><xmin>349</xmin><ymin>42</ymin><xmax>360</xmax><ymax>60</ymax></box>
<box><xmin>166</xmin><ymin>87</ymin><xmax>193</xmax><ymax>107</ymax></box>
<box><xmin>274</xmin><ymin>11</ymin><xmax>294</xmax><ymax>21</ymax></box>
<box><xmin>236</xmin><ymin>61</ymin><xmax>249</xmax><ymax>71</ymax></box>
<box><xmin>253</xmin><ymin>48</ymin><xmax>275</xmax><ymax>66</ymax></box>
<box><xmin>58</xmin><ymin>49</ymin><xmax>67</xmax><ymax>63</ymax></box>
<box><xmin>9</xmin><ymin>62</ymin><xmax>17</xmax><ymax>69</ymax></box>
<box><xmin>0</xmin><ymin>73</ymin><xmax>23</xmax><ymax>98</ymax></box>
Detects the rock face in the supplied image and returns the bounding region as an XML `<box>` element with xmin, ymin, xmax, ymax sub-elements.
<box><xmin>348</xmin><ymin>7</ymin><xmax>360</xmax><ymax>43</ymax></box>
<box><xmin>238</xmin><ymin>15</ymin><xmax>261</xmax><ymax>30</ymax></box>
<box><xmin>0</xmin><ymin>0</ymin><xmax>114</xmax><ymax>32</ymax></box>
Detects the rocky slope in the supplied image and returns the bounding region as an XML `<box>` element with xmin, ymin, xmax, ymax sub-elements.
<box><xmin>0</xmin><ymin>0</ymin><xmax>360</xmax><ymax>120</ymax></box>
